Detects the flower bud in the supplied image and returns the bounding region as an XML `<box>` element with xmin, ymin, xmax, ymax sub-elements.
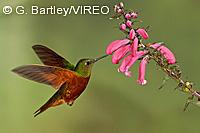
<box><xmin>131</xmin><ymin>12</ymin><xmax>138</xmax><ymax>19</ymax></box>
<box><xmin>129</xmin><ymin>29</ymin><xmax>136</xmax><ymax>40</ymax></box>
<box><xmin>136</xmin><ymin>28</ymin><xmax>149</xmax><ymax>39</ymax></box>
<box><xmin>120</xmin><ymin>24</ymin><xmax>126</xmax><ymax>31</ymax></box>
<box><xmin>131</xmin><ymin>37</ymin><xmax>138</xmax><ymax>56</ymax></box>
<box><xmin>126</xmin><ymin>20</ymin><xmax>132</xmax><ymax>28</ymax></box>
<box><xmin>125</xmin><ymin>14</ymin><xmax>131</xmax><ymax>19</ymax></box>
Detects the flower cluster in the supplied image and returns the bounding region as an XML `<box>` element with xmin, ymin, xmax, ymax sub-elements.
<box><xmin>104</xmin><ymin>2</ymin><xmax>200</xmax><ymax>111</ymax></box>
<box><xmin>106</xmin><ymin>2</ymin><xmax>176</xmax><ymax>85</ymax></box>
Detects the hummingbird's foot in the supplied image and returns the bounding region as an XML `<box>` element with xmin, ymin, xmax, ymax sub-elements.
<box><xmin>67</xmin><ymin>100</ymin><xmax>74</xmax><ymax>106</ymax></box>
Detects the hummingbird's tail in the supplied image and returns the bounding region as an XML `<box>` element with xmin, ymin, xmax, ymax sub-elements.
<box><xmin>34</xmin><ymin>103</ymin><xmax>50</xmax><ymax>117</ymax></box>
<box><xmin>34</xmin><ymin>82</ymin><xmax>68</xmax><ymax>117</ymax></box>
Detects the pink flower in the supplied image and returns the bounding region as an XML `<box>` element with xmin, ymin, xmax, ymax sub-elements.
<box><xmin>136</xmin><ymin>28</ymin><xmax>149</xmax><ymax>39</ymax></box>
<box><xmin>150</xmin><ymin>43</ymin><xmax>176</xmax><ymax>64</ymax></box>
<box><xmin>106</xmin><ymin>39</ymin><xmax>130</xmax><ymax>55</ymax></box>
<box><xmin>131</xmin><ymin>12</ymin><xmax>138</xmax><ymax>19</ymax></box>
<box><xmin>120</xmin><ymin>24</ymin><xmax>126</xmax><ymax>31</ymax></box>
<box><xmin>117</xmin><ymin>55</ymin><xmax>132</xmax><ymax>76</ymax></box>
<box><xmin>129</xmin><ymin>29</ymin><xmax>136</xmax><ymax>40</ymax></box>
<box><xmin>137</xmin><ymin>57</ymin><xmax>148</xmax><ymax>85</ymax></box>
<box><xmin>126</xmin><ymin>20</ymin><xmax>132</xmax><ymax>28</ymax></box>
<box><xmin>118</xmin><ymin>51</ymin><xmax>147</xmax><ymax>77</ymax></box>
<box><xmin>112</xmin><ymin>45</ymin><xmax>130</xmax><ymax>64</ymax></box>
<box><xmin>131</xmin><ymin>37</ymin><xmax>138</xmax><ymax>56</ymax></box>
<box><xmin>125</xmin><ymin>14</ymin><xmax>131</xmax><ymax>19</ymax></box>
<box><xmin>125</xmin><ymin>51</ymin><xmax>147</xmax><ymax>71</ymax></box>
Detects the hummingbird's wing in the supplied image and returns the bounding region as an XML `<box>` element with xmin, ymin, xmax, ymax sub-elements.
<box><xmin>12</xmin><ymin>65</ymin><xmax>77</xmax><ymax>89</ymax></box>
<box><xmin>34</xmin><ymin>82</ymin><xmax>68</xmax><ymax>117</ymax></box>
<box><xmin>32</xmin><ymin>45</ymin><xmax>74</xmax><ymax>70</ymax></box>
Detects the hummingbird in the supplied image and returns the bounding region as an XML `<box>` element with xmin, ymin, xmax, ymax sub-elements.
<box><xmin>12</xmin><ymin>45</ymin><xmax>108</xmax><ymax>117</ymax></box>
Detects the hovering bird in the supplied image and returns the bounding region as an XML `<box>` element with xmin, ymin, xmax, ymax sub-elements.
<box><xmin>12</xmin><ymin>45</ymin><xmax>108</xmax><ymax>117</ymax></box>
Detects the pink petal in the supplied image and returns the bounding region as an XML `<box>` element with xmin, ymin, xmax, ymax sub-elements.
<box><xmin>126</xmin><ymin>20</ymin><xmax>132</xmax><ymax>28</ymax></box>
<box><xmin>131</xmin><ymin>37</ymin><xmax>138</xmax><ymax>56</ymax></box>
<box><xmin>129</xmin><ymin>29</ymin><xmax>136</xmax><ymax>40</ymax></box>
<box><xmin>106</xmin><ymin>39</ymin><xmax>130</xmax><ymax>55</ymax></box>
<box><xmin>125</xmin><ymin>14</ymin><xmax>131</xmax><ymax>19</ymax></box>
<box><xmin>136</xmin><ymin>28</ymin><xmax>149</xmax><ymax>40</ymax></box>
<box><xmin>118</xmin><ymin>55</ymin><xmax>132</xmax><ymax>73</ymax></box>
<box><xmin>125</xmin><ymin>51</ymin><xmax>147</xmax><ymax>71</ymax></box>
<box><xmin>125</xmin><ymin>71</ymin><xmax>132</xmax><ymax>77</ymax></box>
<box><xmin>112</xmin><ymin>45</ymin><xmax>130</xmax><ymax>64</ymax></box>
<box><xmin>120</xmin><ymin>24</ymin><xmax>126</xmax><ymax>31</ymax></box>
<box><xmin>137</xmin><ymin>57</ymin><xmax>148</xmax><ymax>85</ymax></box>
<box><xmin>150</xmin><ymin>43</ymin><xmax>176</xmax><ymax>64</ymax></box>
<box><xmin>118</xmin><ymin>51</ymin><xmax>147</xmax><ymax>76</ymax></box>
<box><xmin>150</xmin><ymin>43</ymin><xmax>161</xmax><ymax>49</ymax></box>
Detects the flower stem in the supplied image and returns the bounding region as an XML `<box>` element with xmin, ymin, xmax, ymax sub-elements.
<box><xmin>149</xmin><ymin>47</ymin><xmax>200</xmax><ymax>100</ymax></box>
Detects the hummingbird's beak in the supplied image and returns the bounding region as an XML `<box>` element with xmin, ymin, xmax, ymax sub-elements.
<box><xmin>93</xmin><ymin>54</ymin><xmax>109</xmax><ymax>63</ymax></box>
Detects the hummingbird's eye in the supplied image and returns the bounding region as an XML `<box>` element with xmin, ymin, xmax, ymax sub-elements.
<box><xmin>85</xmin><ymin>61</ymin><xmax>90</xmax><ymax>66</ymax></box>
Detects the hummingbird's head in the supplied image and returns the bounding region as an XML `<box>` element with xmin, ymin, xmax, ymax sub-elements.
<box><xmin>74</xmin><ymin>58</ymin><xmax>96</xmax><ymax>77</ymax></box>
<box><xmin>74</xmin><ymin>55</ymin><xmax>109</xmax><ymax>77</ymax></box>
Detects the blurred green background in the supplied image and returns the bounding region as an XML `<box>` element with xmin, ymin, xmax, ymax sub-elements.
<box><xmin>1</xmin><ymin>0</ymin><xmax>200</xmax><ymax>133</ymax></box>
